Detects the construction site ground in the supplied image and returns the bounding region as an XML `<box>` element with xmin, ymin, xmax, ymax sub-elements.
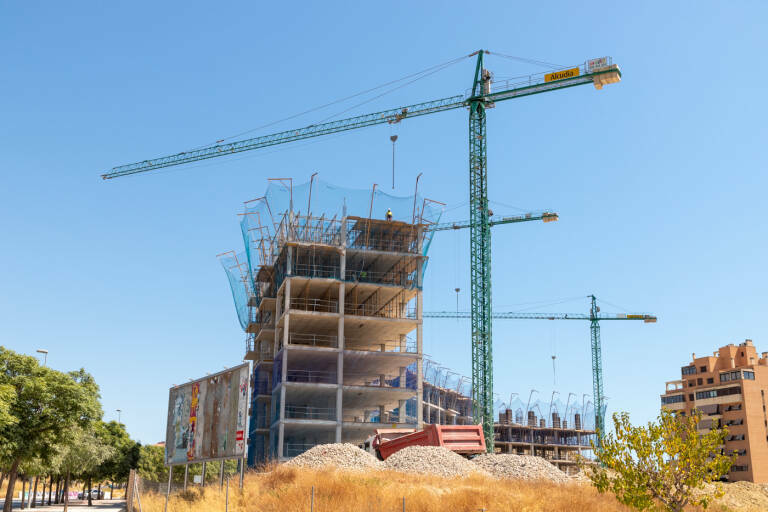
<box><xmin>131</xmin><ymin>444</ymin><xmax>768</xmax><ymax>511</ymax></box>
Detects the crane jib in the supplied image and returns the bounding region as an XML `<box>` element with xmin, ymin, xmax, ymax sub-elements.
<box><xmin>101</xmin><ymin>63</ymin><xmax>620</xmax><ymax>179</ymax></box>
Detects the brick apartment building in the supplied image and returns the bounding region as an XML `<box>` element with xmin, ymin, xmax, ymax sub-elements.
<box><xmin>661</xmin><ymin>339</ymin><xmax>768</xmax><ymax>483</ymax></box>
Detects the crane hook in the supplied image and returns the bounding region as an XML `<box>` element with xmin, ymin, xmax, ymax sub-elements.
<box><xmin>390</xmin><ymin>135</ymin><xmax>398</xmax><ymax>189</ymax></box>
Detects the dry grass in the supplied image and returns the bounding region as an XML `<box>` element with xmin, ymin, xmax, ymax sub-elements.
<box><xmin>136</xmin><ymin>465</ymin><xmax>639</xmax><ymax>512</ymax></box>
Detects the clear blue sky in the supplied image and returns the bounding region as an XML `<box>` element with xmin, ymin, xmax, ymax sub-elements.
<box><xmin>2</xmin><ymin>1</ymin><xmax>766</xmax><ymax>444</ymax></box>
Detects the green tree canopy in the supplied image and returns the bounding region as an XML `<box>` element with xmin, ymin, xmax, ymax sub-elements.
<box><xmin>95</xmin><ymin>420</ymin><xmax>140</xmax><ymax>483</ymax></box>
<box><xmin>588</xmin><ymin>409</ymin><xmax>735</xmax><ymax>512</ymax></box>
<box><xmin>0</xmin><ymin>346</ymin><xmax>103</xmax><ymax>512</ymax></box>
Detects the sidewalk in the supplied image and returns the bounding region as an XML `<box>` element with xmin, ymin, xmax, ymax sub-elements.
<box><xmin>0</xmin><ymin>500</ymin><xmax>125</xmax><ymax>512</ymax></box>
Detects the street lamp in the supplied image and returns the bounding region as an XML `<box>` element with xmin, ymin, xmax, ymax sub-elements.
<box><xmin>116</xmin><ymin>409</ymin><xmax>122</xmax><ymax>425</ymax></box>
<box><xmin>36</xmin><ymin>349</ymin><xmax>48</xmax><ymax>366</ymax></box>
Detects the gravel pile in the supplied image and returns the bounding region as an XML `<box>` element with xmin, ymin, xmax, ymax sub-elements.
<box><xmin>384</xmin><ymin>446</ymin><xmax>488</xmax><ymax>478</ymax></box>
<box><xmin>285</xmin><ymin>443</ymin><xmax>382</xmax><ymax>471</ymax></box>
<box><xmin>471</xmin><ymin>454</ymin><xmax>569</xmax><ymax>483</ymax></box>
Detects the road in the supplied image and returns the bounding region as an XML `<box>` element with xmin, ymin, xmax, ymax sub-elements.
<box><xmin>0</xmin><ymin>500</ymin><xmax>125</xmax><ymax>511</ymax></box>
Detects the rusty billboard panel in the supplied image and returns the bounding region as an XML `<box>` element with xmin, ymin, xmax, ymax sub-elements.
<box><xmin>165</xmin><ymin>363</ymin><xmax>250</xmax><ymax>465</ymax></box>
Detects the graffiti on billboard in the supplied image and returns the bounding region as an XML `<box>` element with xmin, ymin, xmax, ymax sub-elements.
<box><xmin>165</xmin><ymin>363</ymin><xmax>249</xmax><ymax>464</ymax></box>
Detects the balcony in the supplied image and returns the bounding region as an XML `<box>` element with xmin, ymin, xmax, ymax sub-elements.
<box><xmin>344</xmin><ymin>372</ymin><xmax>412</xmax><ymax>389</ymax></box>
<box><xmin>344</xmin><ymin>301</ymin><xmax>416</xmax><ymax>319</ymax></box>
<box><xmin>344</xmin><ymin>268</ymin><xmax>417</xmax><ymax>288</ymax></box>
<box><xmin>286</xmin><ymin>369</ymin><xmax>337</xmax><ymax>384</ymax></box>
<box><xmin>284</xmin><ymin>405</ymin><xmax>337</xmax><ymax>421</ymax></box>
<box><xmin>289</xmin><ymin>333</ymin><xmax>338</xmax><ymax>348</ymax></box>
<box><xmin>292</xmin><ymin>263</ymin><xmax>340</xmax><ymax>280</ymax></box>
<box><xmin>289</xmin><ymin>297</ymin><xmax>339</xmax><ymax>314</ymax></box>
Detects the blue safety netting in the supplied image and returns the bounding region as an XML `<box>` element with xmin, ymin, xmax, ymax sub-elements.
<box><xmin>218</xmin><ymin>251</ymin><xmax>252</xmax><ymax>330</ymax></box>
<box><xmin>239</xmin><ymin>179</ymin><xmax>443</xmax><ymax>277</ymax></box>
<box><xmin>222</xmin><ymin>179</ymin><xmax>443</xmax><ymax>331</ymax></box>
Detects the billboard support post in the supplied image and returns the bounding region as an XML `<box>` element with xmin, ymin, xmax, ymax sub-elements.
<box><xmin>201</xmin><ymin>462</ymin><xmax>206</xmax><ymax>487</ymax></box>
<box><xmin>163</xmin><ymin>466</ymin><xmax>172</xmax><ymax>512</ymax></box>
<box><xmin>239</xmin><ymin>456</ymin><xmax>245</xmax><ymax>489</ymax></box>
<box><xmin>225</xmin><ymin>477</ymin><xmax>230</xmax><ymax>512</ymax></box>
<box><xmin>183</xmin><ymin>465</ymin><xmax>188</xmax><ymax>490</ymax></box>
<box><xmin>219</xmin><ymin>462</ymin><xmax>224</xmax><ymax>489</ymax></box>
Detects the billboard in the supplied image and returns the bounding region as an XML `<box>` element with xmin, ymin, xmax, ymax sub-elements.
<box><xmin>165</xmin><ymin>363</ymin><xmax>250</xmax><ymax>465</ymax></box>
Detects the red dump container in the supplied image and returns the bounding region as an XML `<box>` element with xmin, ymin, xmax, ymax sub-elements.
<box><xmin>377</xmin><ymin>424</ymin><xmax>485</xmax><ymax>460</ymax></box>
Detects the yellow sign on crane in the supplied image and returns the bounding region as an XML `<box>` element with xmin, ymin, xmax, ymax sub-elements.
<box><xmin>545</xmin><ymin>67</ymin><xmax>580</xmax><ymax>82</ymax></box>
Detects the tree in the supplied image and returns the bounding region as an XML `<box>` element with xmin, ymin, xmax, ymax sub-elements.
<box><xmin>58</xmin><ymin>426</ymin><xmax>113</xmax><ymax>511</ymax></box>
<box><xmin>587</xmin><ymin>409</ymin><xmax>735</xmax><ymax>512</ymax></box>
<box><xmin>0</xmin><ymin>347</ymin><xmax>102</xmax><ymax>512</ymax></box>
<box><xmin>0</xmin><ymin>384</ymin><xmax>16</xmax><ymax>431</ymax></box>
<box><xmin>96</xmin><ymin>421</ymin><xmax>140</xmax><ymax>485</ymax></box>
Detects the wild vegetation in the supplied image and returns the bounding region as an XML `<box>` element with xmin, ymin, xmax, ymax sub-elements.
<box><xmin>588</xmin><ymin>410</ymin><xmax>735</xmax><ymax>512</ymax></box>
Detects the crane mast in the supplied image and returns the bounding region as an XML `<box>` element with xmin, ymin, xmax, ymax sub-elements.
<box><xmin>468</xmin><ymin>50</ymin><xmax>494</xmax><ymax>449</ymax></box>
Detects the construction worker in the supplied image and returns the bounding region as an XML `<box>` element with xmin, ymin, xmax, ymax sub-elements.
<box><xmin>386</xmin><ymin>208</ymin><xmax>393</xmax><ymax>221</ymax></box>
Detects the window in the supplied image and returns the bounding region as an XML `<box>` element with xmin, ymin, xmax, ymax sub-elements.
<box><xmin>697</xmin><ymin>378</ymin><xmax>703</xmax><ymax>385</ymax></box>
<box><xmin>689</xmin><ymin>394</ymin><xmax>694</xmax><ymax>401</ymax></box>
<box><xmin>700</xmin><ymin>366</ymin><xmax>707</xmax><ymax>372</ymax></box>
<box><xmin>682</xmin><ymin>366</ymin><xmax>696</xmax><ymax>375</ymax></box>
<box><xmin>734</xmin><ymin>449</ymin><xmax>747</xmax><ymax>456</ymax></box>
<box><xmin>726</xmin><ymin>419</ymin><xmax>744</xmax><ymax>426</ymax></box>
<box><xmin>688</xmin><ymin>380</ymin><xmax>696</xmax><ymax>387</ymax></box>
<box><xmin>732</xmin><ymin>465</ymin><xmax>748</xmax><ymax>472</ymax></box>
<box><xmin>661</xmin><ymin>394</ymin><xmax>685</xmax><ymax>405</ymax></box>
<box><xmin>725</xmin><ymin>404</ymin><xmax>742</xmax><ymax>411</ymax></box>
<box><xmin>707</xmin><ymin>378</ymin><xmax>714</xmax><ymax>384</ymax></box>
<box><xmin>728</xmin><ymin>434</ymin><xmax>745</xmax><ymax>441</ymax></box>
<box><xmin>720</xmin><ymin>371</ymin><xmax>749</xmax><ymax>382</ymax></box>
<box><xmin>695</xmin><ymin>386</ymin><xmax>741</xmax><ymax>400</ymax></box>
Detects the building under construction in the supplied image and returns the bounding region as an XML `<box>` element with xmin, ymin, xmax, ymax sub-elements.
<box><xmin>220</xmin><ymin>179</ymin><xmax>442</xmax><ymax>463</ymax></box>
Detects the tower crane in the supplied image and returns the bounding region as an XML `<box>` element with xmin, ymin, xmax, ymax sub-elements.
<box><xmin>102</xmin><ymin>51</ymin><xmax>622</xmax><ymax>451</ymax></box>
<box><xmin>423</xmin><ymin>295</ymin><xmax>656</xmax><ymax>442</ymax></box>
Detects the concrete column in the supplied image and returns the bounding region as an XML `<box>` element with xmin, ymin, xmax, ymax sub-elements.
<box><xmin>286</xmin><ymin>246</ymin><xmax>293</xmax><ymax>275</ymax></box>
<box><xmin>398</xmin><ymin>400</ymin><xmax>406</xmax><ymax>423</ymax></box>
<box><xmin>399</xmin><ymin>334</ymin><xmax>406</xmax><ymax>352</ymax></box>
<box><xmin>379</xmin><ymin>405</ymin><xmax>386</xmax><ymax>424</ymax></box>
<box><xmin>283</xmin><ymin>280</ymin><xmax>291</xmax><ymax>350</ymax></box>
<box><xmin>336</xmin><ymin>281</ymin><xmax>345</xmax><ymax>442</ymax></box>
<box><xmin>278</xmin><ymin>385</ymin><xmax>286</xmax><ymax>459</ymax></box>
<box><xmin>416</xmin><ymin>288</ymin><xmax>423</xmax><ymax>428</ymax></box>
<box><xmin>336</xmin><ymin>233</ymin><xmax>346</xmax><ymax>441</ymax></box>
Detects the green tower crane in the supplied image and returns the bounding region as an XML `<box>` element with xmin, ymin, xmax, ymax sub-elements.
<box><xmin>102</xmin><ymin>51</ymin><xmax>622</xmax><ymax>451</ymax></box>
<box><xmin>423</xmin><ymin>295</ymin><xmax>656</xmax><ymax>442</ymax></box>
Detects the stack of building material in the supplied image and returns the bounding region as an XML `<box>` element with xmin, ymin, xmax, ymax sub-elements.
<box><xmin>383</xmin><ymin>446</ymin><xmax>489</xmax><ymax>478</ymax></box>
<box><xmin>471</xmin><ymin>454</ymin><xmax>569</xmax><ymax>483</ymax></box>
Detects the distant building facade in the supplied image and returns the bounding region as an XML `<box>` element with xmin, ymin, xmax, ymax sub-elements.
<box><xmin>661</xmin><ymin>339</ymin><xmax>768</xmax><ymax>483</ymax></box>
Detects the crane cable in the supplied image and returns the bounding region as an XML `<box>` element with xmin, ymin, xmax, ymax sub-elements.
<box><xmin>187</xmin><ymin>53</ymin><xmax>472</xmax><ymax>152</ymax></box>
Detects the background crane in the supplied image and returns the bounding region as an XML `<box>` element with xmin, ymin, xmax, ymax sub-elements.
<box><xmin>102</xmin><ymin>50</ymin><xmax>622</xmax><ymax>451</ymax></box>
<box><xmin>423</xmin><ymin>295</ymin><xmax>656</xmax><ymax>441</ymax></box>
